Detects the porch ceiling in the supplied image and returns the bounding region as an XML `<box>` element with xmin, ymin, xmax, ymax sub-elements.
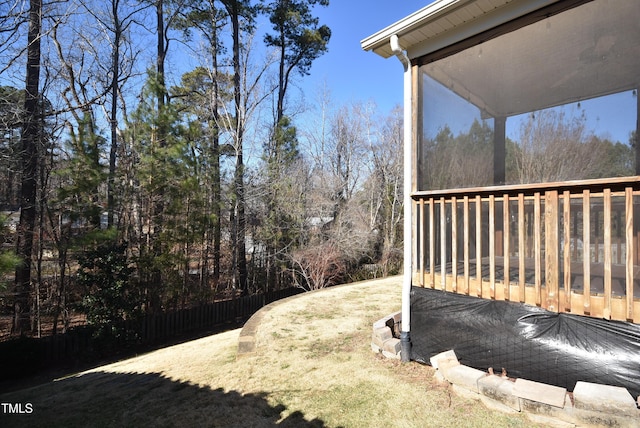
<box><xmin>362</xmin><ymin>0</ymin><xmax>640</xmax><ymax>117</ymax></box>
<box><xmin>426</xmin><ymin>0</ymin><xmax>640</xmax><ymax>117</ymax></box>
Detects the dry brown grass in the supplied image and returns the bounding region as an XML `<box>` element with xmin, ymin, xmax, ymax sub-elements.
<box><xmin>0</xmin><ymin>277</ymin><xmax>540</xmax><ymax>427</ymax></box>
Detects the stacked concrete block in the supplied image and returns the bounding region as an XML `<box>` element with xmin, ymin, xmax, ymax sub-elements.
<box><xmin>373</xmin><ymin>312</ymin><xmax>640</xmax><ymax>427</ymax></box>
<box><xmin>371</xmin><ymin>312</ymin><xmax>403</xmax><ymax>360</ymax></box>
<box><xmin>477</xmin><ymin>375</ymin><xmax>520</xmax><ymax>413</ymax></box>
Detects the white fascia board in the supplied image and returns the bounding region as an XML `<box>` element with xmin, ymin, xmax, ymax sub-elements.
<box><xmin>361</xmin><ymin>0</ymin><xmax>560</xmax><ymax>60</ymax></box>
<box><xmin>360</xmin><ymin>0</ymin><xmax>463</xmax><ymax>57</ymax></box>
<box><xmin>405</xmin><ymin>0</ymin><xmax>560</xmax><ymax>60</ymax></box>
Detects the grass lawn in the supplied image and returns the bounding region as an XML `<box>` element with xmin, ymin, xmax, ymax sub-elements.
<box><xmin>0</xmin><ymin>276</ymin><xmax>540</xmax><ymax>427</ymax></box>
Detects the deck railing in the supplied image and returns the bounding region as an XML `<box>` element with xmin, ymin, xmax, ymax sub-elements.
<box><xmin>412</xmin><ymin>177</ymin><xmax>640</xmax><ymax>323</ymax></box>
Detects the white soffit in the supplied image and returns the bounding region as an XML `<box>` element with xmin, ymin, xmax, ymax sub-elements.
<box><xmin>360</xmin><ymin>0</ymin><xmax>560</xmax><ymax>59</ymax></box>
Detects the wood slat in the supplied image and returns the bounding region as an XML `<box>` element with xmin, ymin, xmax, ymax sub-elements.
<box><xmin>503</xmin><ymin>194</ymin><xmax>510</xmax><ymax>300</ymax></box>
<box><xmin>419</xmin><ymin>199</ymin><xmax>425</xmax><ymax>287</ymax></box>
<box><xmin>451</xmin><ymin>196</ymin><xmax>458</xmax><ymax>292</ymax></box>
<box><xmin>429</xmin><ymin>198</ymin><xmax>435</xmax><ymax>288</ymax></box>
<box><xmin>440</xmin><ymin>197</ymin><xmax>446</xmax><ymax>290</ymax></box>
<box><xmin>489</xmin><ymin>195</ymin><xmax>496</xmax><ymax>298</ymax></box>
<box><xmin>476</xmin><ymin>195</ymin><xmax>482</xmax><ymax>297</ymax></box>
<box><xmin>463</xmin><ymin>196</ymin><xmax>470</xmax><ymax>294</ymax></box>
<box><xmin>583</xmin><ymin>189</ymin><xmax>591</xmax><ymax>314</ymax></box>
<box><xmin>625</xmin><ymin>187</ymin><xmax>634</xmax><ymax>320</ymax></box>
<box><xmin>545</xmin><ymin>191</ymin><xmax>559</xmax><ymax>313</ymax></box>
<box><xmin>534</xmin><ymin>192</ymin><xmax>542</xmax><ymax>306</ymax></box>
<box><xmin>603</xmin><ymin>189</ymin><xmax>612</xmax><ymax>319</ymax></box>
<box><xmin>518</xmin><ymin>193</ymin><xmax>525</xmax><ymax>302</ymax></box>
<box><xmin>563</xmin><ymin>190</ymin><xmax>571</xmax><ymax>311</ymax></box>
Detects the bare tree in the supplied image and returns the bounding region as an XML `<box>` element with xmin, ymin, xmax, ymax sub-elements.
<box><xmin>289</xmin><ymin>242</ymin><xmax>345</xmax><ymax>291</ymax></box>
<box><xmin>79</xmin><ymin>0</ymin><xmax>147</xmax><ymax>228</ymax></box>
<box><xmin>326</xmin><ymin>101</ymin><xmax>370</xmax><ymax>219</ymax></box>
<box><xmin>511</xmin><ymin>108</ymin><xmax>608</xmax><ymax>183</ymax></box>
<box><xmin>367</xmin><ymin>106</ymin><xmax>404</xmax><ymax>274</ymax></box>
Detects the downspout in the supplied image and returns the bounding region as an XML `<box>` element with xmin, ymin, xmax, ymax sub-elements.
<box><xmin>390</xmin><ymin>34</ymin><xmax>412</xmax><ymax>362</ymax></box>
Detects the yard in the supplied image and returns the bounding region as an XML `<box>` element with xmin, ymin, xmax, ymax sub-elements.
<box><xmin>0</xmin><ymin>276</ymin><xmax>538</xmax><ymax>427</ymax></box>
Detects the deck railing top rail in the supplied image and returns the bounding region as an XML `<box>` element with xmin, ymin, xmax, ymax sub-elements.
<box><xmin>412</xmin><ymin>176</ymin><xmax>640</xmax><ymax>200</ymax></box>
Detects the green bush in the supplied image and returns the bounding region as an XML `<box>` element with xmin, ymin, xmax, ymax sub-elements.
<box><xmin>77</xmin><ymin>242</ymin><xmax>142</xmax><ymax>341</ymax></box>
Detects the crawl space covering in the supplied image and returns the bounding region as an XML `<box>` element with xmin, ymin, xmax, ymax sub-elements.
<box><xmin>410</xmin><ymin>286</ymin><xmax>640</xmax><ymax>397</ymax></box>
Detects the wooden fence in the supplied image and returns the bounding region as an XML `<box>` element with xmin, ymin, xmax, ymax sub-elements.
<box><xmin>0</xmin><ymin>287</ymin><xmax>302</xmax><ymax>378</ymax></box>
<box><xmin>412</xmin><ymin>177</ymin><xmax>640</xmax><ymax>323</ymax></box>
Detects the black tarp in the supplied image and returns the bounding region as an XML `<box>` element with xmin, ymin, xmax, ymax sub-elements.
<box><xmin>410</xmin><ymin>286</ymin><xmax>640</xmax><ymax>398</ymax></box>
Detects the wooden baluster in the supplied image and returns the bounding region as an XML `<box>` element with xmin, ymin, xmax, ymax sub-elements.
<box><xmin>503</xmin><ymin>194</ymin><xmax>510</xmax><ymax>300</ymax></box>
<box><xmin>603</xmin><ymin>188</ymin><xmax>612</xmax><ymax>320</ymax></box>
<box><xmin>476</xmin><ymin>195</ymin><xmax>482</xmax><ymax>297</ymax></box>
<box><xmin>573</xmin><ymin>209</ymin><xmax>579</xmax><ymax>261</ymax></box>
<box><xmin>518</xmin><ymin>193</ymin><xmax>525</xmax><ymax>302</ymax></box>
<box><xmin>489</xmin><ymin>194</ymin><xmax>496</xmax><ymax>298</ymax></box>
<box><xmin>617</xmin><ymin>209</ymin><xmax>622</xmax><ymax>265</ymax></box>
<box><xmin>534</xmin><ymin>192</ymin><xmax>542</xmax><ymax>306</ymax></box>
<box><xmin>429</xmin><ymin>198</ymin><xmax>435</xmax><ymax>288</ymax></box>
<box><xmin>463</xmin><ymin>196</ymin><xmax>470</xmax><ymax>295</ymax></box>
<box><xmin>440</xmin><ymin>197</ymin><xmax>446</xmax><ymax>291</ymax></box>
<box><xmin>583</xmin><ymin>189</ymin><xmax>591</xmax><ymax>314</ymax></box>
<box><xmin>451</xmin><ymin>196</ymin><xmax>458</xmax><ymax>292</ymax></box>
<box><xmin>594</xmin><ymin>210</ymin><xmax>600</xmax><ymax>263</ymax></box>
<box><xmin>545</xmin><ymin>191</ymin><xmax>559</xmax><ymax>313</ymax></box>
<box><xmin>625</xmin><ymin>187</ymin><xmax>634</xmax><ymax>321</ymax></box>
<box><xmin>419</xmin><ymin>199</ymin><xmax>425</xmax><ymax>287</ymax></box>
<box><xmin>563</xmin><ymin>190</ymin><xmax>571</xmax><ymax>312</ymax></box>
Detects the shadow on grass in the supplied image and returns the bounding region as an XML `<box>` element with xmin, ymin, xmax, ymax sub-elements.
<box><xmin>0</xmin><ymin>371</ymin><xmax>327</xmax><ymax>428</ymax></box>
<box><xmin>0</xmin><ymin>321</ymin><xmax>245</xmax><ymax>394</ymax></box>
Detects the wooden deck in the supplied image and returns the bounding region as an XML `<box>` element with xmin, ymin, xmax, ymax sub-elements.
<box><xmin>412</xmin><ymin>177</ymin><xmax>640</xmax><ymax>323</ymax></box>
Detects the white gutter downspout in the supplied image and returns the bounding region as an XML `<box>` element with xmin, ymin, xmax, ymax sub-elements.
<box><xmin>390</xmin><ymin>34</ymin><xmax>412</xmax><ymax>362</ymax></box>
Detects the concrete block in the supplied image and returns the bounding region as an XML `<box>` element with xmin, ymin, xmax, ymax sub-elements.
<box><xmin>430</xmin><ymin>349</ymin><xmax>458</xmax><ymax>369</ymax></box>
<box><xmin>237</xmin><ymin>336</ymin><xmax>255</xmax><ymax>356</ymax></box>
<box><xmin>478</xmin><ymin>375</ymin><xmax>520</xmax><ymax>411</ymax></box>
<box><xmin>371</xmin><ymin>342</ymin><xmax>382</xmax><ymax>354</ymax></box>
<box><xmin>573</xmin><ymin>381</ymin><xmax>638</xmax><ymax>417</ymax></box>
<box><xmin>382</xmin><ymin>337</ymin><xmax>401</xmax><ymax>354</ymax></box>
<box><xmin>382</xmin><ymin>349</ymin><xmax>401</xmax><ymax>360</ymax></box>
<box><xmin>514</xmin><ymin>378</ymin><xmax>567</xmax><ymax>408</ymax></box>
<box><xmin>442</xmin><ymin>364</ymin><xmax>486</xmax><ymax>393</ymax></box>
<box><xmin>519</xmin><ymin>396</ymin><xmax>572</xmax><ymax>421</ymax></box>
<box><xmin>372</xmin><ymin>318</ymin><xmax>387</xmax><ymax>330</ymax></box>
<box><xmin>373</xmin><ymin>313</ymin><xmax>397</xmax><ymax>330</ymax></box>
<box><xmin>371</xmin><ymin>326</ymin><xmax>392</xmax><ymax>347</ymax></box>
<box><xmin>437</xmin><ymin>358</ymin><xmax>460</xmax><ymax>379</ymax></box>
<box><xmin>571</xmin><ymin>406</ymin><xmax>640</xmax><ymax>428</ymax></box>
<box><xmin>479</xmin><ymin>394</ymin><xmax>519</xmax><ymax>414</ymax></box>
<box><xmin>433</xmin><ymin>369</ymin><xmax>447</xmax><ymax>384</ymax></box>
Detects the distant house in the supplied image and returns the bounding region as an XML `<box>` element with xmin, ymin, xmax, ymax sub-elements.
<box><xmin>362</xmin><ymin>0</ymin><xmax>640</xmax><ymax>355</ymax></box>
<box><xmin>0</xmin><ymin>210</ymin><xmax>19</xmax><ymax>233</ymax></box>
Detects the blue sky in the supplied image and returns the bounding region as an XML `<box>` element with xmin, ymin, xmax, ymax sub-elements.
<box><xmin>291</xmin><ymin>1</ymin><xmax>635</xmax><ymax>144</ymax></box>
<box><xmin>293</xmin><ymin>1</ymin><xmax>427</xmax><ymax>114</ymax></box>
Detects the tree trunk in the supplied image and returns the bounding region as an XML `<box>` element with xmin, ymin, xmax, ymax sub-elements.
<box><xmin>226</xmin><ymin>1</ymin><xmax>247</xmax><ymax>293</ymax></box>
<box><xmin>107</xmin><ymin>0</ymin><xmax>122</xmax><ymax>228</ymax></box>
<box><xmin>211</xmin><ymin>1</ymin><xmax>221</xmax><ymax>287</ymax></box>
<box><xmin>13</xmin><ymin>0</ymin><xmax>42</xmax><ymax>336</ymax></box>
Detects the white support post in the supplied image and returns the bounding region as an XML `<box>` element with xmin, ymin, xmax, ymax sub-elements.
<box><xmin>391</xmin><ymin>34</ymin><xmax>413</xmax><ymax>362</ymax></box>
